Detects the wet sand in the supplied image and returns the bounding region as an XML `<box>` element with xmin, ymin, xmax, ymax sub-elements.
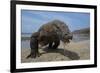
<box><xmin>21</xmin><ymin>40</ymin><xmax>90</xmax><ymax>63</ymax></box>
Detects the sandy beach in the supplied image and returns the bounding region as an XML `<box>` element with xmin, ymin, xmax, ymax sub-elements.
<box><xmin>21</xmin><ymin>40</ymin><xmax>90</xmax><ymax>63</ymax></box>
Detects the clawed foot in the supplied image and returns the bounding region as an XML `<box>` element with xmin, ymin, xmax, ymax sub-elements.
<box><xmin>26</xmin><ymin>52</ymin><xmax>41</xmax><ymax>59</ymax></box>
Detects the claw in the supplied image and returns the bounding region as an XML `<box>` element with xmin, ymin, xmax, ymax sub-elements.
<box><xmin>26</xmin><ymin>52</ymin><xmax>41</xmax><ymax>59</ymax></box>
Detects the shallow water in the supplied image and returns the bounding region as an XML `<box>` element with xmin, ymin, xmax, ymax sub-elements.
<box><xmin>72</xmin><ymin>34</ymin><xmax>89</xmax><ymax>42</ymax></box>
<box><xmin>21</xmin><ymin>40</ymin><xmax>30</xmax><ymax>49</ymax></box>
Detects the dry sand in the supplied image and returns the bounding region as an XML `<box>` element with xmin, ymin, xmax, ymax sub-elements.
<box><xmin>21</xmin><ymin>40</ymin><xmax>90</xmax><ymax>63</ymax></box>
